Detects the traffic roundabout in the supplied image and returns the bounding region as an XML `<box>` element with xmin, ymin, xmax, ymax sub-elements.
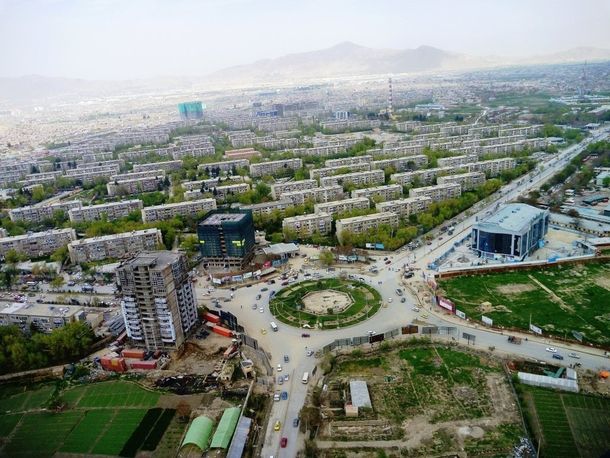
<box><xmin>269</xmin><ymin>278</ymin><xmax>382</xmax><ymax>329</ymax></box>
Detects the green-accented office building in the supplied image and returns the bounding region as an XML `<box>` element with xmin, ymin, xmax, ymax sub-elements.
<box><xmin>197</xmin><ymin>209</ymin><xmax>255</xmax><ymax>269</ymax></box>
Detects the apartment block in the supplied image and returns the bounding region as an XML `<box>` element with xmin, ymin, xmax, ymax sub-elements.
<box><xmin>141</xmin><ymin>199</ymin><xmax>217</xmax><ymax>223</ymax></box>
<box><xmin>336</xmin><ymin>212</ymin><xmax>399</xmax><ymax>243</ymax></box>
<box><xmin>68</xmin><ymin>228</ymin><xmax>163</xmax><ymax>264</ymax></box>
<box><xmin>320</xmin><ymin>169</ymin><xmax>385</xmax><ymax>189</ymax></box>
<box><xmin>133</xmin><ymin>160</ymin><xmax>183</xmax><ymax>173</ymax></box>
<box><xmin>283</xmin><ymin>212</ymin><xmax>333</xmax><ymax>237</ymax></box>
<box><xmin>324</xmin><ymin>155</ymin><xmax>373</xmax><ymax>168</ymax></box>
<box><xmin>466</xmin><ymin>158</ymin><xmax>517</xmax><ymax>177</ymax></box>
<box><xmin>197</xmin><ymin>159</ymin><xmax>250</xmax><ymax>175</ymax></box>
<box><xmin>249</xmin><ymin>158</ymin><xmax>303</xmax><ymax>178</ymax></box>
<box><xmin>314</xmin><ymin>197</ymin><xmax>370</xmax><ymax>217</ymax></box>
<box><xmin>224</xmin><ymin>148</ymin><xmax>262</xmax><ymax>160</ymax></box>
<box><xmin>270</xmin><ymin>179</ymin><xmax>317</xmax><ymax>200</ymax></box>
<box><xmin>9</xmin><ymin>200</ymin><xmax>82</xmax><ymax>223</ymax></box>
<box><xmin>372</xmin><ymin>155</ymin><xmax>428</xmax><ymax>172</ymax></box>
<box><xmin>351</xmin><ymin>184</ymin><xmax>403</xmax><ymax>202</ymax></box>
<box><xmin>110</xmin><ymin>169</ymin><xmax>166</xmax><ymax>182</ymax></box>
<box><xmin>280</xmin><ymin>185</ymin><xmax>344</xmax><ymax>205</ymax></box>
<box><xmin>409</xmin><ymin>183</ymin><xmax>462</xmax><ymax>201</ymax></box>
<box><xmin>437</xmin><ymin>171</ymin><xmax>486</xmax><ymax>191</ymax></box>
<box><xmin>376</xmin><ymin>196</ymin><xmax>432</xmax><ymax>217</ymax></box>
<box><xmin>0</xmin><ymin>228</ymin><xmax>77</xmax><ymax>258</ymax></box>
<box><xmin>117</xmin><ymin>251</ymin><xmax>198</xmax><ymax>350</ymax></box>
<box><xmin>310</xmin><ymin>162</ymin><xmax>371</xmax><ymax>180</ymax></box>
<box><xmin>68</xmin><ymin>200</ymin><xmax>143</xmax><ymax>223</ymax></box>
<box><xmin>64</xmin><ymin>164</ymin><xmax>120</xmax><ymax>184</ymax></box>
<box><xmin>21</xmin><ymin>171</ymin><xmax>63</xmax><ymax>186</ymax></box>
<box><xmin>437</xmin><ymin>154</ymin><xmax>479</xmax><ymax>168</ymax></box>
<box><xmin>107</xmin><ymin>176</ymin><xmax>164</xmax><ymax>197</ymax></box>
<box><xmin>241</xmin><ymin>199</ymin><xmax>293</xmax><ymax>217</ymax></box>
<box><xmin>391</xmin><ymin>167</ymin><xmax>456</xmax><ymax>186</ymax></box>
<box><xmin>208</xmin><ymin>183</ymin><xmax>251</xmax><ymax>202</ymax></box>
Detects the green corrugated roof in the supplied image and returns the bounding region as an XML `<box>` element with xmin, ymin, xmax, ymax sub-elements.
<box><xmin>181</xmin><ymin>416</ymin><xmax>214</xmax><ymax>451</ymax></box>
<box><xmin>210</xmin><ymin>407</ymin><xmax>240</xmax><ymax>449</ymax></box>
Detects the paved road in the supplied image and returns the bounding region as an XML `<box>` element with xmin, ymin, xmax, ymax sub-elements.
<box><xmin>209</xmin><ymin>127</ymin><xmax>610</xmax><ymax>458</ymax></box>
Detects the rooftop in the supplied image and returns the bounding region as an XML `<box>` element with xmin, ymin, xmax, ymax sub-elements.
<box><xmin>202</xmin><ymin>212</ymin><xmax>247</xmax><ymax>225</ymax></box>
<box><xmin>127</xmin><ymin>251</ymin><xmax>181</xmax><ymax>269</ymax></box>
<box><xmin>0</xmin><ymin>302</ymin><xmax>82</xmax><ymax>318</ymax></box>
<box><xmin>476</xmin><ymin>203</ymin><xmax>547</xmax><ymax>233</ymax></box>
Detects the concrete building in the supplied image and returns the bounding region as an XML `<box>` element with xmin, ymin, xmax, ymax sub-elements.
<box><xmin>409</xmin><ymin>183</ymin><xmax>462</xmax><ymax>201</ymax></box>
<box><xmin>133</xmin><ymin>160</ymin><xmax>183</xmax><ymax>173</ymax></box>
<box><xmin>437</xmin><ymin>154</ymin><xmax>478</xmax><ymax>168</ymax></box>
<box><xmin>64</xmin><ymin>164</ymin><xmax>120</xmax><ymax>184</ymax></box>
<box><xmin>471</xmin><ymin>203</ymin><xmax>549</xmax><ymax>261</ymax></box>
<box><xmin>310</xmin><ymin>162</ymin><xmax>371</xmax><ymax>180</ymax></box>
<box><xmin>351</xmin><ymin>184</ymin><xmax>402</xmax><ymax>202</ymax></box>
<box><xmin>280</xmin><ymin>185</ymin><xmax>344</xmax><ymax>206</ymax></box>
<box><xmin>270</xmin><ymin>179</ymin><xmax>317</xmax><ymax>200</ymax></box>
<box><xmin>336</xmin><ymin>212</ymin><xmax>399</xmax><ymax>244</ymax></box>
<box><xmin>324</xmin><ymin>155</ymin><xmax>373</xmax><ymax>168</ymax></box>
<box><xmin>241</xmin><ymin>200</ymin><xmax>293</xmax><ymax>217</ymax></box>
<box><xmin>466</xmin><ymin>158</ymin><xmax>517</xmax><ymax>177</ymax></box>
<box><xmin>110</xmin><ymin>169</ymin><xmax>166</xmax><ymax>182</ymax></box>
<box><xmin>437</xmin><ymin>172</ymin><xmax>486</xmax><ymax>191</ymax></box>
<box><xmin>391</xmin><ymin>167</ymin><xmax>455</xmax><ymax>186</ymax></box>
<box><xmin>197</xmin><ymin>209</ymin><xmax>256</xmax><ymax>269</ymax></box>
<box><xmin>68</xmin><ymin>229</ymin><xmax>163</xmax><ymax>264</ymax></box>
<box><xmin>207</xmin><ymin>183</ymin><xmax>251</xmax><ymax>202</ymax></box>
<box><xmin>107</xmin><ymin>176</ymin><xmax>164</xmax><ymax>197</ymax></box>
<box><xmin>376</xmin><ymin>196</ymin><xmax>432</xmax><ymax>217</ymax></box>
<box><xmin>320</xmin><ymin>169</ymin><xmax>385</xmax><ymax>189</ymax></box>
<box><xmin>0</xmin><ymin>302</ymin><xmax>84</xmax><ymax>333</ymax></box>
<box><xmin>372</xmin><ymin>155</ymin><xmax>428</xmax><ymax>172</ymax></box>
<box><xmin>224</xmin><ymin>148</ymin><xmax>262</xmax><ymax>160</ymax></box>
<box><xmin>117</xmin><ymin>251</ymin><xmax>198</xmax><ymax>350</ymax></box>
<box><xmin>282</xmin><ymin>212</ymin><xmax>333</xmax><ymax>237</ymax></box>
<box><xmin>9</xmin><ymin>200</ymin><xmax>82</xmax><ymax>223</ymax></box>
<box><xmin>0</xmin><ymin>228</ymin><xmax>77</xmax><ymax>258</ymax></box>
<box><xmin>68</xmin><ymin>200</ymin><xmax>143</xmax><ymax>223</ymax></box>
<box><xmin>142</xmin><ymin>199</ymin><xmax>217</xmax><ymax>223</ymax></box>
<box><xmin>249</xmin><ymin>158</ymin><xmax>303</xmax><ymax>178</ymax></box>
<box><xmin>197</xmin><ymin>159</ymin><xmax>250</xmax><ymax>176</ymax></box>
<box><xmin>314</xmin><ymin>197</ymin><xmax>370</xmax><ymax>217</ymax></box>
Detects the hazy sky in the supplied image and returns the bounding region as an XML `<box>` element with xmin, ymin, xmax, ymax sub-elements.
<box><xmin>1</xmin><ymin>0</ymin><xmax>609</xmax><ymax>80</ymax></box>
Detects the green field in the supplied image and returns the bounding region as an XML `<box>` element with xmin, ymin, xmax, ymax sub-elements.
<box><xmin>0</xmin><ymin>381</ymin><xmax>172</xmax><ymax>458</ymax></box>
<box><xmin>519</xmin><ymin>385</ymin><xmax>610</xmax><ymax>458</ymax></box>
<box><xmin>438</xmin><ymin>261</ymin><xmax>610</xmax><ymax>345</ymax></box>
<box><xmin>269</xmin><ymin>278</ymin><xmax>382</xmax><ymax>329</ymax></box>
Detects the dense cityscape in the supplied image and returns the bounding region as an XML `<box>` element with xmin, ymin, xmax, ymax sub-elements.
<box><xmin>1</xmin><ymin>2</ymin><xmax>610</xmax><ymax>458</ymax></box>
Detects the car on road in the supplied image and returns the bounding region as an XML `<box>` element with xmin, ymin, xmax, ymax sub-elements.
<box><xmin>214</xmin><ymin>303</ymin><xmax>222</xmax><ymax>308</ymax></box>
<box><xmin>256</xmin><ymin>294</ymin><xmax>261</xmax><ymax>300</ymax></box>
<box><xmin>281</xmin><ymin>391</ymin><xmax>288</xmax><ymax>400</ymax></box>
<box><xmin>301</xmin><ymin>333</ymin><xmax>310</xmax><ymax>338</ymax></box>
<box><xmin>306</xmin><ymin>350</ymin><xmax>314</xmax><ymax>357</ymax></box>
<box><xmin>252</xmin><ymin>303</ymin><xmax>257</xmax><ymax>309</ymax></box>
<box><xmin>274</xmin><ymin>391</ymin><xmax>280</xmax><ymax>401</ymax></box>
<box><xmin>552</xmin><ymin>354</ymin><xmax>564</xmax><ymax>360</ymax></box>
<box><xmin>385</xmin><ymin>260</ymin><xmax>391</xmax><ymax>265</ymax></box>
<box><xmin>421</xmin><ymin>313</ymin><xmax>428</xmax><ymax>319</ymax></box>
<box><xmin>280</xmin><ymin>437</ymin><xmax>287</xmax><ymax>448</ymax></box>
<box><xmin>277</xmin><ymin>364</ymin><xmax>282</xmax><ymax>372</ymax></box>
<box><xmin>261</xmin><ymin>287</ymin><xmax>268</xmax><ymax>292</ymax></box>
<box><xmin>246</xmin><ymin>284</ymin><xmax>252</xmax><ymax>287</ymax></box>
<box><xmin>412</xmin><ymin>307</ymin><xmax>420</xmax><ymax>312</ymax></box>
<box><xmin>387</xmin><ymin>297</ymin><xmax>393</xmax><ymax>303</ymax></box>
<box><xmin>284</xmin><ymin>374</ymin><xmax>289</xmax><ymax>381</ymax></box>
<box><xmin>383</xmin><ymin>257</ymin><xmax>388</xmax><ymax>261</ymax></box>
<box><xmin>568</xmin><ymin>352</ymin><xmax>580</xmax><ymax>359</ymax></box>
<box><xmin>293</xmin><ymin>418</ymin><xmax>300</xmax><ymax>427</ymax></box>
<box><xmin>545</xmin><ymin>347</ymin><xmax>557</xmax><ymax>353</ymax></box>
<box><xmin>259</xmin><ymin>307</ymin><xmax>264</xmax><ymax>313</ymax></box>
<box><xmin>281</xmin><ymin>281</ymin><xmax>289</xmax><ymax>286</ymax></box>
<box><xmin>400</xmin><ymin>297</ymin><xmax>406</xmax><ymax>303</ymax></box>
<box><xmin>274</xmin><ymin>420</ymin><xmax>281</xmax><ymax>431</ymax></box>
<box><xmin>284</xmin><ymin>355</ymin><xmax>289</xmax><ymax>362</ymax></box>
<box><xmin>277</xmin><ymin>376</ymin><xmax>283</xmax><ymax>385</ymax></box>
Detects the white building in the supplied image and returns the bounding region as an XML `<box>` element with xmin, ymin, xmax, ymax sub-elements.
<box><xmin>141</xmin><ymin>199</ymin><xmax>217</xmax><ymax>223</ymax></box>
<box><xmin>314</xmin><ymin>197</ymin><xmax>370</xmax><ymax>217</ymax></box>
<box><xmin>409</xmin><ymin>183</ymin><xmax>462</xmax><ymax>202</ymax></box>
<box><xmin>320</xmin><ymin>169</ymin><xmax>385</xmax><ymax>188</ymax></box>
<box><xmin>68</xmin><ymin>200</ymin><xmax>143</xmax><ymax>223</ymax></box>
<box><xmin>133</xmin><ymin>160</ymin><xmax>183</xmax><ymax>173</ymax></box>
<box><xmin>68</xmin><ymin>229</ymin><xmax>163</xmax><ymax>264</ymax></box>
<box><xmin>437</xmin><ymin>172</ymin><xmax>486</xmax><ymax>191</ymax></box>
<box><xmin>376</xmin><ymin>196</ymin><xmax>432</xmax><ymax>217</ymax></box>
<box><xmin>270</xmin><ymin>179</ymin><xmax>317</xmax><ymax>200</ymax></box>
<box><xmin>282</xmin><ymin>212</ymin><xmax>333</xmax><ymax>237</ymax></box>
<box><xmin>336</xmin><ymin>212</ymin><xmax>399</xmax><ymax>244</ymax></box>
<box><xmin>9</xmin><ymin>200</ymin><xmax>82</xmax><ymax>223</ymax></box>
<box><xmin>0</xmin><ymin>229</ymin><xmax>77</xmax><ymax>258</ymax></box>
<box><xmin>351</xmin><ymin>184</ymin><xmax>402</xmax><ymax>202</ymax></box>
<box><xmin>249</xmin><ymin>158</ymin><xmax>303</xmax><ymax>177</ymax></box>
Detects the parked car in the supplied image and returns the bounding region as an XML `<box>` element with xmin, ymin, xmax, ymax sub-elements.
<box><xmin>301</xmin><ymin>333</ymin><xmax>310</xmax><ymax>338</ymax></box>
<box><xmin>400</xmin><ymin>297</ymin><xmax>406</xmax><ymax>303</ymax></box>
<box><xmin>284</xmin><ymin>374</ymin><xmax>289</xmax><ymax>381</ymax></box>
<box><xmin>306</xmin><ymin>350</ymin><xmax>314</xmax><ymax>357</ymax></box>
<box><xmin>552</xmin><ymin>354</ymin><xmax>564</xmax><ymax>360</ymax></box>
<box><xmin>293</xmin><ymin>418</ymin><xmax>300</xmax><ymax>427</ymax></box>
<box><xmin>280</xmin><ymin>437</ymin><xmax>287</xmax><ymax>448</ymax></box>
<box><xmin>283</xmin><ymin>355</ymin><xmax>289</xmax><ymax>362</ymax></box>
<box><xmin>545</xmin><ymin>347</ymin><xmax>557</xmax><ymax>353</ymax></box>
<box><xmin>568</xmin><ymin>352</ymin><xmax>580</xmax><ymax>359</ymax></box>
<box><xmin>281</xmin><ymin>391</ymin><xmax>288</xmax><ymax>400</ymax></box>
<box><xmin>278</xmin><ymin>376</ymin><xmax>283</xmax><ymax>385</ymax></box>
<box><xmin>277</xmin><ymin>364</ymin><xmax>282</xmax><ymax>372</ymax></box>
<box><xmin>261</xmin><ymin>287</ymin><xmax>268</xmax><ymax>292</ymax></box>
<box><xmin>256</xmin><ymin>294</ymin><xmax>261</xmax><ymax>300</ymax></box>
<box><xmin>274</xmin><ymin>420</ymin><xmax>281</xmax><ymax>431</ymax></box>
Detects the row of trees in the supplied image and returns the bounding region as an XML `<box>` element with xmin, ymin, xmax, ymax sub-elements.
<box><xmin>0</xmin><ymin>322</ymin><xmax>96</xmax><ymax>374</ymax></box>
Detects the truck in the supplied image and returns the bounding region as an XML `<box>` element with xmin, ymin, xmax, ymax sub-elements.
<box><xmin>507</xmin><ymin>336</ymin><xmax>522</xmax><ymax>344</ymax></box>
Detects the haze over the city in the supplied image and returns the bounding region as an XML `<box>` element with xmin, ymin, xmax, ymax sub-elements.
<box><xmin>1</xmin><ymin>0</ymin><xmax>609</xmax><ymax>80</ymax></box>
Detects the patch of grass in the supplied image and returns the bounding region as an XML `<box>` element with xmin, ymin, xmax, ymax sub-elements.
<box><xmin>0</xmin><ymin>413</ymin><xmax>22</xmax><ymax>437</ymax></box>
<box><xmin>0</xmin><ymin>385</ymin><xmax>54</xmax><ymax>413</ymax></box>
<box><xmin>60</xmin><ymin>410</ymin><xmax>114</xmax><ymax>453</ymax></box>
<box><xmin>439</xmin><ymin>261</ymin><xmax>610</xmax><ymax>345</ymax></box>
<box><xmin>64</xmin><ymin>380</ymin><xmax>159</xmax><ymax>408</ymax></box>
<box><xmin>337</xmin><ymin>357</ymin><xmax>386</xmax><ymax>374</ymax></box>
<box><xmin>90</xmin><ymin>409</ymin><xmax>148</xmax><ymax>456</ymax></box>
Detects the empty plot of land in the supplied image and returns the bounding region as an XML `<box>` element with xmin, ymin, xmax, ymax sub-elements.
<box><xmin>439</xmin><ymin>261</ymin><xmax>610</xmax><ymax>345</ymax></box>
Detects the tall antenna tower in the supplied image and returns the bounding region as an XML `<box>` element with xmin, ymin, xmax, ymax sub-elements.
<box><xmin>387</xmin><ymin>77</ymin><xmax>394</xmax><ymax>120</ymax></box>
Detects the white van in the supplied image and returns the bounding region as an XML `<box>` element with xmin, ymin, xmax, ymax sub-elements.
<box><xmin>302</xmin><ymin>372</ymin><xmax>309</xmax><ymax>384</ymax></box>
<box><xmin>270</xmin><ymin>322</ymin><xmax>278</xmax><ymax>332</ymax></box>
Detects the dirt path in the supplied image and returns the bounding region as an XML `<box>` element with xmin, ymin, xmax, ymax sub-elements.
<box><xmin>527</xmin><ymin>274</ymin><xmax>574</xmax><ymax>312</ymax></box>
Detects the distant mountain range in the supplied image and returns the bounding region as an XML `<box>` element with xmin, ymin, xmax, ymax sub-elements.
<box><xmin>1</xmin><ymin>42</ymin><xmax>610</xmax><ymax>104</ymax></box>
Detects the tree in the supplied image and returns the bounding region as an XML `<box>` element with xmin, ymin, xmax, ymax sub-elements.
<box><xmin>51</xmin><ymin>276</ymin><xmax>65</xmax><ymax>289</ymax></box>
<box><xmin>180</xmin><ymin>235</ymin><xmax>200</xmax><ymax>255</ymax></box>
<box><xmin>603</xmin><ymin>176</ymin><xmax>610</xmax><ymax>188</ymax></box>
<box><xmin>50</xmin><ymin>246</ymin><xmax>69</xmax><ymax>264</ymax></box>
<box><xmin>4</xmin><ymin>249</ymin><xmax>23</xmax><ymax>265</ymax></box>
<box><xmin>319</xmin><ymin>250</ymin><xmax>334</xmax><ymax>266</ymax></box>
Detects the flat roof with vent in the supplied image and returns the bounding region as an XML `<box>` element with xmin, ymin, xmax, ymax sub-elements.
<box><xmin>476</xmin><ymin>203</ymin><xmax>547</xmax><ymax>234</ymax></box>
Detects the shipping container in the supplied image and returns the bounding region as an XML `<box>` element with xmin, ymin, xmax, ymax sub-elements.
<box><xmin>122</xmin><ymin>349</ymin><xmax>146</xmax><ymax>359</ymax></box>
<box><xmin>212</xmin><ymin>325</ymin><xmax>234</xmax><ymax>338</ymax></box>
<box><xmin>203</xmin><ymin>312</ymin><xmax>220</xmax><ymax>324</ymax></box>
<box><xmin>130</xmin><ymin>360</ymin><xmax>157</xmax><ymax>370</ymax></box>
<box><xmin>101</xmin><ymin>357</ymin><xmax>127</xmax><ymax>372</ymax></box>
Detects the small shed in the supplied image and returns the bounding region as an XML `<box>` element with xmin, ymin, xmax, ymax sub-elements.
<box><xmin>210</xmin><ymin>407</ymin><xmax>241</xmax><ymax>449</ymax></box>
<box><xmin>349</xmin><ymin>380</ymin><xmax>372</xmax><ymax>408</ymax></box>
<box><xmin>180</xmin><ymin>416</ymin><xmax>214</xmax><ymax>452</ymax></box>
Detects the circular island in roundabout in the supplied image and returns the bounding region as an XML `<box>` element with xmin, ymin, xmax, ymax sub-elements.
<box><xmin>269</xmin><ymin>278</ymin><xmax>382</xmax><ymax>330</ymax></box>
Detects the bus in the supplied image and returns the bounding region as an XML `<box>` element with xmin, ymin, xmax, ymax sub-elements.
<box><xmin>270</xmin><ymin>322</ymin><xmax>278</xmax><ymax>332</ymax></box>
<box><xmin>301</xmin><ymin>372</ymin><xmax>309</xmax><ymax>384</ymax></box>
